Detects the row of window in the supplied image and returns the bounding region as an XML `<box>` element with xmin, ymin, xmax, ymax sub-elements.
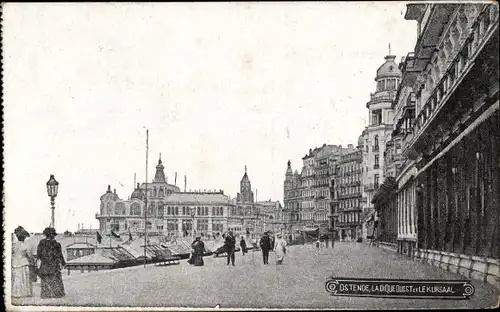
<box><xmin>339</xmin><ymin>198</ymin><xmax>361</xmax><ymax>210</ymax></box>
<box><xmin>145</xmin><ymin>187</ymin><xmax>170</xmax><ymax>198</ymax></box>
<box><xmin>337</xmin><ymin>163</ymin><xmax>362</xmax><ymax>176</ymax></box>
<box><xmin>165</xmin><ymin>206</ymin><xmax>226</xmax><ymax>216</ymax></box>
<box><xmin>316</xmin><ymin>189</ymin><xmax>329</xmax><ymax>198</ymax></box>
<box><xmin>301</xmin><ymin>201</ymin><xmax>314</xmax><ymax>209</ymax></box>
<box><xmin>299</xmin><ymin>212</ymin><xmax>329</xmax><ymax>222</ymax></box>
<box><xmin>376</xmin><ymin>78</ymin><xmax>400</xmax><ymax>92</ymax></box>
<box><xmin>164</xmin><ymin>219</ymin><xmax>226</xmax><ymax>231</ymax></box>
<box><xmin>339</xmin><ymin>186</ymin><xmax>361</xmax><ymax>196</ymax></box>
<box><xmin>337</xmin><ymin>175</ymin><xmax>360</xmax><ymax>186</ymax></box>
<box><xmin>339</xmin><ymin>211</ymin><xmax>360</xmax><ymax>224</ymax></box>
<box><xmin>102</xmin><ymin>201</ymin><xmax>162</xmax><ymax>216</ymax></box>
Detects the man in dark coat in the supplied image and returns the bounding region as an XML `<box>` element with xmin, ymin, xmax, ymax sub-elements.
<box><xmin>259</xmin><ymin>232</ymin><xmax>272</xmax><ymax>265</ymax></box>
<box><xmin>224</xmin><ymin>231</ymin><xmax>236</xmax><ymax>266</ymax></box>
<box><xmin>240</xmin><ymin>236</ymin><xmax>247</xmax><ymax>255</ymax></box>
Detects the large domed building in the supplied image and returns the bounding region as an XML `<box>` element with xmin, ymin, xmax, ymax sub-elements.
<box><xmin>96</xmin><ymin>156</ymin><xmax>181</xmax><ymax>236</ymax></box>
<box><xmin>360</xmin><ymin>52</ymin><xmax>402</xmax><ymax>238</ymax></box>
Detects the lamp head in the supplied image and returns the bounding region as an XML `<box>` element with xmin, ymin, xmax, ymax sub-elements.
<box><xmin>46</xmin><ymin>174</ymin><xmax>59</xmax><ymax>197</ymax></box>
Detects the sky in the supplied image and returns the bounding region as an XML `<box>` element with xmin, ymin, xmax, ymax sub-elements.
<box><xmin>3</xmin><ymin>2</ymin><xmax>417</xmax><ymax>234</ymax></box>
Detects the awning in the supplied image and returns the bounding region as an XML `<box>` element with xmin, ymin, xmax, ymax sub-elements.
<box><xmin>371</xmin><ymin>177</ymin><xmax>398</xmax><ymax>205</ymax></box>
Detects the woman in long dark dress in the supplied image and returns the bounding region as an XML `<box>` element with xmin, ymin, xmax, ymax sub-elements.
<box><xmin>190</xmin><ymin>236</ymin><xmax>205</xmax><ymax>266</ymax></box>
<box><xmin>36</xmin><ymin>227</ymin><xmax>66</xmax><ymax>298</ymax></box>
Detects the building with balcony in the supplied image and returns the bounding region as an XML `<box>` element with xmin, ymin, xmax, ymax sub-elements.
<box><xmin>401</xmin><ymin>3</ymin><xmax>499</xmax><ymax>286</ymax></box>
<box><xmin>332</xmin><ymin>148</ymin><xmax>363</xmax><ymax>241</ymax></box>
<box><xmin>360</xmin><ymin>51</ymin><xmax>402</xmax><ymax>239</ymax></box>
<box><xmin>372</xmin><ymin>50</ymin><xmax>422</xmax><ymax>253</ymax></box>
<box><xmin>361</xmin><ymin>52</ymin><xmax>402</xmax><ymax>210</ymax></box>
<box><xmin>283</xmin><ymin>144</ymin><xmax>353</xmax><ymax>240</ymax></box>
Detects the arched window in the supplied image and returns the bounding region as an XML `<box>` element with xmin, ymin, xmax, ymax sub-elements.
<box><xmin>148</xmin><ymin>202</ymin><xmax>155</xmax><ymax>215</ymax></box>
<box><xmin>157</xmin><ymin>202</ymin><xmax>164</xmax><ymax>217</ymax></box>
<box><xmin>100</xmin><ymin>202</ymin><xmax>105</xmax><ymax>214</ymax></box>
<box><xmin>106</xmin><ymin>202</ymin><xmax>113</xmax><ymax>215</ymax></box>
<box><xmin>159</xmin><ymin>187</ymin><xmax>164</xmax><ymax>197</ymax></box>
<box><xmin>374</xmin><ymin>135</ymin><xmax>379</xmax><ymax>149</ymax></box>
<box><xmin>153</xmin><ymin>187</ymin><xmax>157</xmax><ymax>198</ymax></box>
<box><xmin>115</xmin><ymin>202</ymin><xmax>126</xmax><ymax>215</ymax></box>
<box><xmin>130</xmin><ymin>203</ymin><xmax>141</xmax><ymax>216</ymax></box>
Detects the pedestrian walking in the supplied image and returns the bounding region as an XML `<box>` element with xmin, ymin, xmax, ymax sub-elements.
<box><xmin>240</xmin><ymin>236</ymin><xmax>247</xmax><ymax>255</ymax></box>
<box><xmin>225</xmin><ymin>231</ymin><xmax>236</xmax><ymax>266</ymax></box>
<box><xmin>274</xmin><ymin>233</ymin><xmax>287</xmax><ymax>265</ymax></box>
<box><xmin>36</xmin><ymin>227</ymin><xmax>66</xmax><ymax>299</ymax></box>
<box><xmin>12</xmin><ymin>226</ymin><xmax>35</xmax><ymax>299</ymax></box>
<box><xmin>190</xmin><ymin>235</ymin><xmax>205</xmax><ymax>266</ymax></box>
<box><xmin>259</xmin><ymin>232</ymin><xmax>272</xmax><ymax>265</ymax></box>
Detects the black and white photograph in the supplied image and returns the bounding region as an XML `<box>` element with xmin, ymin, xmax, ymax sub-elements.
<box><xmin>2</xmin><ymin>1</ymin><xmax>499</xmax><ymax>310</ymax></box>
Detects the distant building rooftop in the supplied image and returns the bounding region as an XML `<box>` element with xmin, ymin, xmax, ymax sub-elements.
<box><xmin>165</xmin><ymin>191</ymin><xmax>230</xmax><ymax>204</ymax></box>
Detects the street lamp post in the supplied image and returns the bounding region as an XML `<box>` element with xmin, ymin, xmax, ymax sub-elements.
<box><xmin>46</xmin><ymin>174</ymin><xmax>59</xmax><ymax>228</ymax></box>
<box><xmin>190</xmin><ymin>207</ymin><xmax>196</xmax><ymax>243</ymax></box>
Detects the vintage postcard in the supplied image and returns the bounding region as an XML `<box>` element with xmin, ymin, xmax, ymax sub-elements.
<box><xmin>2</xmin><ymin>1</ymin><xmax>499</xmax><ymax>310</ymax></box>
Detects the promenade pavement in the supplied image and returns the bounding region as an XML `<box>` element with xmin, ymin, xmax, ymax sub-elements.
<box><xmin>10</xmin><ymin>242</ymin><xmax>499</xmax><ymax>309</ymax></box>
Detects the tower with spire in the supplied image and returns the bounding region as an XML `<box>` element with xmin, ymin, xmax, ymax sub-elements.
<box><xmin>153</xmin><ymin>154</ymin><xmax>166</xmax><ymax>183</ymax></box>
<box><xmin>237</xmin><ymin>165</ymin><xmax>254</xmax><ymax>203</ymax></box>
<box><xmin>96</xmin><ymin>153</ymin><xmax>180</xmax><ymax>235</ymax></box>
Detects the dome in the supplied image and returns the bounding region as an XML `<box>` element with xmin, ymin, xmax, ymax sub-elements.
<box><xmin>376</xmin><ymin>55</ymin><xmax>401</xmax><ymax>80</ymax></box>
<box><xmin>131</xmin><ymin>183</ymin><xmax>145</xmax><ymax>201</ymax></box>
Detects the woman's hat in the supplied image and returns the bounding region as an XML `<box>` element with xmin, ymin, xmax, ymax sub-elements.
<box><xmin>14</xmin><ymin>226</ymin><xmax>30</xmax><ymax>238</ymax></box>
<box><xmin>43</xmin><ymin>227</ymin><xmax>58</xmax><ymax>237</ymax></box>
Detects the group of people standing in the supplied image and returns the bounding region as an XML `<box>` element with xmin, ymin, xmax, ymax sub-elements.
<box><xmin>11</xmin><ymin>226</ymin><xmax>66</xmax><ymax>300</ymax></box>
<box><xmin>189</xmin><ymin>230</ymin><xmax>288</xmax><ymax>267</ymax></box>
<box><xmin>259</xmin><ymin>231</ymin><xmax>287</xmax><ymax>265</ymax></box>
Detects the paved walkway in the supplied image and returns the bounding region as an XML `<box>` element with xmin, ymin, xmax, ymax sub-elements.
<box><xmin>10</xmin><ymin>242</ymin><xmax>499</xmax><ymax>309</ymax></box>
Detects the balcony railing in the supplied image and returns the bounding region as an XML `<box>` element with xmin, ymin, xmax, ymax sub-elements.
<box><xmin>409</xmin><ymin>4</ymin><xmax>498</xmax><ymax>151</ymax></box>
<box><xmin>373</xmin><ymin>164</ymin><xmax>380</xmax><ymax>169</ymax></box>
<box><xmin>338</xmin><ymin>192</ymin><xmax>363</xmax><ymax>199</ymax></box>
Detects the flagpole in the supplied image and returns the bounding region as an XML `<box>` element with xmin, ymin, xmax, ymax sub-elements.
<box><xmin>144</xmin><ymin>129</ymin><xmax>149</xmax><ymax>268</ymax></box>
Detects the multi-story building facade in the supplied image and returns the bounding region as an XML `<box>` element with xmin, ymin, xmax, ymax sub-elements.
<box><xmin>360</xmin><ymin>52</ymin><xmax>402</xmax><ymax>239</ymax></box>
<box><xmin>284</xmin><ymin>144</ymin><xmax>353</xmax><ymax>239</ymax></box>
<box><xmin>373</xmin><ymin>3</ymin><xmax>499</xmax><ymax>287</ymax></box>
<box><xmin>96</xmin><ymin>157</ymin><xmax>180</xmax><ymax>235</ymax></box>
<box><xmin>97</xmin><ymin>160</ymin><xmax>282</xmax><ymax>240</ymax></box>
<box><xmin>163</xmin><ymin>190</ymin><xmax>232</xmax><ymax>238</ymax></box>
<box><xmin>333</xmin><ymin>149</ymin><xmax>363</xmax><ymax>241</ymax></box>
<box><xmin>283</xmin><ymin>160</ymin><xmax>301</xmax><ymax>235</ymax></box>
<box><xmin>403</xmin><ymin>3</ymin><xmax>499</xmax><ymax>286</ymax></box>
